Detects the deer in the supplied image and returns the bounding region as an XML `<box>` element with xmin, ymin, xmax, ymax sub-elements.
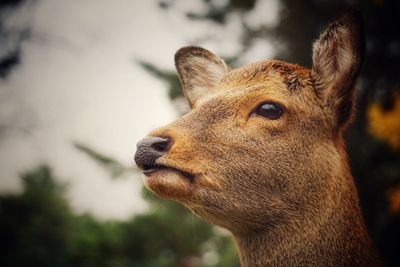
<box><xmin>134</xmin><ymin>13</ymin><xmax>382</xmax><ymax>266</ymax></box>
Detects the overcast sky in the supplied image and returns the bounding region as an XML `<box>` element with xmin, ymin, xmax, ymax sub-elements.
<box><xmin>0</xmin><ymin>0</ymin><xmax>279</xmax><ymax>219</ymax></box>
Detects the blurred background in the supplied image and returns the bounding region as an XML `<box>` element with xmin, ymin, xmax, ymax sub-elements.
<box><xmin>0</xmin><ymin>0</ymin><xmax>399</xmax><ymax>266</ymax></box>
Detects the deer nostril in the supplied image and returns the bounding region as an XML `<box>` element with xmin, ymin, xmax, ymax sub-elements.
<box><xmin>134</xmin><ymin>136</ymin><xmax>172</xmax><ymax>169</ymax></box>
<box><xmin>151</xmin><ymin>138</ymin><xmax>171</xmax><ymax>152</ymax></box>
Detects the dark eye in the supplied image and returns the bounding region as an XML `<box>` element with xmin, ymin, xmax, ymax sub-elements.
<box><xmin>256</xmin><ymin>102</ymin><xmax>283</xmax><ymax>120</ymax></box>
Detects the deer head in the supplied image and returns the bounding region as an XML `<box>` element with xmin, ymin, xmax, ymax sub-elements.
<box><xmin>134</xmin><ymin>13</ymin><xmax>380</xmax><ymax>266</ymax></box>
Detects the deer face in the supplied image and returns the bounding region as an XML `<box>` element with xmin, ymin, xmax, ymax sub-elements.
<box><xmin>135</xmin><ymin>14</ymin><xmax>364</xmax><ymax>233</ymax></box>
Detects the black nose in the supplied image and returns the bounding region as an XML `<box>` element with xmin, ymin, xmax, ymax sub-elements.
<box><xmin>134</xmin><ymin>136</ymin><xmax>171</xmax><ymax>168</ymax></box>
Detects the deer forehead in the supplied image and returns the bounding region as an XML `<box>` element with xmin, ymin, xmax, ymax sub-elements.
<box><xmin>192</xmin><ymin>63</ymin><xmax>316</xmax><ymax>115</ymax></box>
<box><xmin>218</xmin><ymin>60</ymin><xmax>311</xmax><ymax>89</ymax></box>
<box><xmin>193</xmin><ymin>61</ymin><xmax>309</xmax><ymax>103</ymax></box>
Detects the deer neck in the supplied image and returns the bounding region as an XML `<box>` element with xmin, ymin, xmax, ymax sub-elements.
<box><xmin>232</xmin><ymin>172</ymin><xmax>380</xmax><ymax>267</ymax></box>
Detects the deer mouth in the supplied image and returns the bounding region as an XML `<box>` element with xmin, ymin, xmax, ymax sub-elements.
<box><xmin>142</xmin><ymin>164</ymin><xmax>194</xmax><ymax>182</ymax></box>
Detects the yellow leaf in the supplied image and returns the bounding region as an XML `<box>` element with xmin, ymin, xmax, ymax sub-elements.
<box><xmin>367</xmin><ymin>94</ymin><xmax>400</xmax><ymax>150</ymax></box>
<box><xmin>387</xmin><ymin>187</ymin><xmax>400</xmax><ymax>214</ymax></box>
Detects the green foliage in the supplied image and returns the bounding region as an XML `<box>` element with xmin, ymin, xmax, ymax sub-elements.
<box><xmin>0</xmin><ymin>165</ymin><xmax>72</xmax><ymax>267</ymax></box>
<box><xmin>0</xmin><ymin>165</ymin><xmax>240</xmax><ymax>267</ymax></box>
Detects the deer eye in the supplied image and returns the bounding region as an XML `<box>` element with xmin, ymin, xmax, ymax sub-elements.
<box><xmin>256</xmin><ymin>102</ymin><xmax>283</xmax><ymax>120</ymax></box>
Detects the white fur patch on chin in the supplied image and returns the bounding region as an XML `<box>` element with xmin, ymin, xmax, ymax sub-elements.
<box><xmin>143</xmin><ymin>169</ymin><xmax>193</xmax><ymax>199</ymax></box>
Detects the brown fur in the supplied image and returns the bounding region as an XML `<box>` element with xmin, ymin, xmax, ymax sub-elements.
<box><xmin>135</xmin><ymin>13</ymin><xmax>381</xmax><ymax>266</ymax></box>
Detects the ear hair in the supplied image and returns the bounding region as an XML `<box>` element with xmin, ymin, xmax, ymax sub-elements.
<box><xmin>175</xmin><ymin>46</ymin><xmax>230</xmax><ymax>107</ymax></box>
<box><xmin>311</xmin><ymin>11</ymin><xmax>365</xmax><ymax>131</ymax></box>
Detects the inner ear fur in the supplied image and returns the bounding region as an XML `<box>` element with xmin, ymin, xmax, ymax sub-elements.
<box><xmin>175</xmin><ymin>46</ymin><xmax>230</xmax><ymax>107</ymax></box>
<box><xmin>311</xmin><ymin>12</ymin><xmax>365</xmax><ymax>131</ymax></box>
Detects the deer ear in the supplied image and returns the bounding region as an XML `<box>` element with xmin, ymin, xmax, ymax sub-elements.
<box><xmin>175</xmin><ymin>46</ymin><xmax>230</xmax><ymax>107</ymax></box>
<box><xmin>311</xmin><ymin>12</ymin><xmax>364</xmax><ymax>131</ymax></box>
